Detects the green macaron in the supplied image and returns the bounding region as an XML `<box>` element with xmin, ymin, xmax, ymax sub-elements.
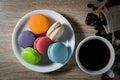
<box><xmin>21</xmin><ymin>47</ymin><xmax>41</xmax><ymax>64</ymax></box>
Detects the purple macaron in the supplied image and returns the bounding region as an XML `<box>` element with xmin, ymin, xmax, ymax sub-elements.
<box><xmin>17</xmin><ymin>30</ymin><xmax>36</xmax><ymax>48</ymax></box>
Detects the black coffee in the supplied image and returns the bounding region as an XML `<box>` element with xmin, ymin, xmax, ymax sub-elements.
<box><xmin>79</xmin><ymin>39</ymin><xmax>110</xmax><ymax>71</ymax></box>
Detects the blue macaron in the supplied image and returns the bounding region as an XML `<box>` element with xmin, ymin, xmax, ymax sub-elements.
<box><xmin>48</xmin><ymin>42</ymin><xmax>69</xmax><ymax>63</ymax></box>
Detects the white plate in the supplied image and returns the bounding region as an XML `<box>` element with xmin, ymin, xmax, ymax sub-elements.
<box><xmin>12</xmin><ymin>9</ymin><xmax>75</xmax><ymax>72</ymax></box>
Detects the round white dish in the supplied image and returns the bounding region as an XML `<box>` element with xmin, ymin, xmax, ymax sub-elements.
<box><xmin>12</xmin><ymin>9</ymin><xmax>75</xmax><ymax>72</ymax></box>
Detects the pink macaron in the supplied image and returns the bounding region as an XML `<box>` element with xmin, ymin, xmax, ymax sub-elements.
<box><xmin>34</xmin><ymin>36</ymin><xmax>54</xmax><ymax>55</ymax></box>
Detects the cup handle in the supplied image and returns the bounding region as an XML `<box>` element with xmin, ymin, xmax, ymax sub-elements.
<box><xmin>105</xmin><ymin>70</ymin><xmax>115</xmax><ymax>78</ymax></box>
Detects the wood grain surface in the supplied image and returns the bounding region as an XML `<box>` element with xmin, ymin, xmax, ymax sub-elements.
<box><xmin>0</xmin><ymin>0</ymin><xmax>119</xmax><ymax>80</ymax></box>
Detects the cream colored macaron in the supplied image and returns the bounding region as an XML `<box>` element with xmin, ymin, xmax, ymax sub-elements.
<box><xmin>46</xmin><ymin>22</ymin><xmax>65</xmax><ymax>41</ymax></box>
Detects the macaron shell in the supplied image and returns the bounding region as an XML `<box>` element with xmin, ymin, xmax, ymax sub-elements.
<box><xmin>21</xmin><ymin>47</ymin><xmax>41</xmax><ymax>64</ymax></box>
<box><xmin>46</xmin><ymin>22</ymin><xmax>61</xmax><ymax>36</ymax></box>
<box><xmin>17</xmin><ymin>30</ymin><xmax>36</xmax><ymax>48</ymax></box>
<box><xmin>34</xmin><ymin>37</ymin><xmax>40</xmax><ymax>50</ymax></box>
<box><xmin>49</xmin><ymin>25</ymin><xmax>65</xmax><ymax>40</ymax></box>
<box><xmin>48</xmin><ymin>42</ymin><xmax>68</xmax><ymax>63</ymax></box>
<box><xmin>34</xmin><ymin>36</ymin><xmax>54</xmax><ymax>55</ymax></box>
<box><xmin>46</xmin><ymin>22</ymin><xmax>65</xmax><ymax>41</ymax></box>
<box><xmin>28</xmin><ymin>14</ymin><xmax>50</xmax><ymax>34</ymax></box>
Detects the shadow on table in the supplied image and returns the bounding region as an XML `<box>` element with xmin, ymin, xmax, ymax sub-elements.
<box><xmin>45</xmin><ymin>13</ymin><xmax>85</xmax><ymax>75</ymax></box>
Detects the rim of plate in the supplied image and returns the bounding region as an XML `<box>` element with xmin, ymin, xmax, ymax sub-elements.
<box><xmin>12</xmin><ymin>9</ymin><xmax>75</xmax><ymax>72</ymax></box>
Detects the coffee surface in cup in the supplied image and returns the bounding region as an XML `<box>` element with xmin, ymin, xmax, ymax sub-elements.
<box><xmin>79</xmin><ymin>39</ymin><xmax>110</xmax><ymax>71</ymax></box>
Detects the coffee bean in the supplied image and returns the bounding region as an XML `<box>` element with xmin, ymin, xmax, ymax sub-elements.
<box><xmin>107</xmin><ymin>78</ymin><xmax>113</xmax><ymax>80</ymax></box>
<box><xmin>101</xmin><ymin>75</ymin><xmax>108</xmax><ymax>80</ymax></box>
<box><xmin>87</xmin><ymin>3</ymin><xmax>94</xmax><ymax>8</ymax></box>
<box><xmin>93</xmin><ymin>7</ymin><xmax>98</xmax><ymax>11</ymax></box>
<box><xmin>114</xmin><ymin>30</ymin><xmax>120</xmax><ymax>39</ymax></box>
<box><xmin>118</xmin><ymin>68</ymin><xmax>120</xmax><ymax>75</ymax></box>
<box><xmin>113</xmin><ymin>44</ymin><xmax>119</xmax><ymax>51</ymax></box>
<box><xmin>116</xmin><ymin>55</ymin><xmax>120</xmax><ymax>60</ymax></box>
<box><xmin>94</xmin><ymin>19</ymin><xmax>104</xmax><ymax>29</ymax></box>
<box><xmin>96</xmin><ymin>29</ymin><xmax>106</xmax><ymax>37</ymax></box>
<box><xmin>85</xmin><ymin>13</ymin><xmax>98</xmax><ymax>26</ymax></box>
<box><xmin>114</xmin><ymin>67</ymin><xmax>119</xmax><ymax>72</ymax></box>
<box><xmin>97</xmin><ymin>0</ymin><xmax>104</xmax><ymax>2</ymax></box>
<box><xmin>100</xmin><ymin>30</ymin><xmax>106</xmax><ymax>36</ymax></box>
<box><xmin>114</xmin><ymin>57</ymin><xmax>119</xmax><ymax>65</ymax></box>
<box><xmin>104</xmin><ymin>33</ymin><xmax>112</xmax><ymax>43</ymax></box>
<box><xmin>101</xmin><ymin>74</ymin><xmax>113</xmax><ymax>80</ymax></box>
<box><xmin>94</xmin><ymin>24</ymin><xmax>104</xmax><ymax>31</ymax></box>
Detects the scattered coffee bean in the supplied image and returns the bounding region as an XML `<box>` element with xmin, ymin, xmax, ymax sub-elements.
<box><xmin>105</xmin><ymin>34</ymin><xmax>112</xmax><ymax>43</ymax></box>
<box><xmin>93</xmin><ymin>7</ymin><xmax>98</xmax><ymax>11</ymax></box>
<box><xmin>85</xmin><ymin>13</ymin><xmax>98</xmax><ymax>26</ymax></box>
<box><xmin>94</xmin><ymin>19</ymin><xmax>104</xmax><ymax>29</ymax></box>
<box><xmin>113</xmin><ymin>44</ymin><xmax>120</xmax><ymax>51</ymax></box>
<box><xmin>94</xmin><ymin>22</ymin><xmax>112</xmax><ymax>43</ymax></box>
<box><xmin>96</xmin><ymin>29</ymin><xmax>112</xmax><ymax>43</ymax></box>
<box><xmin>116</xmin><ymin>54</ymin><xmax>120</xmax><ymax>59</ymax></box>
<box><xmin>101</xmin><ymin>74</ymin><xmax>113</xmax><ymax>80</ymax></box>
<box><xmin>114</xmin><ymin>30</ymin><xmax>120</xmax><ymax>39</ymax></box>
<box><xmin>114</xmin><ymin>60</ymin><xmax>119</xmax><ymax>65</ymax></box>
<box><xmin>87</xmin><ymin>3</ymin><xmax>95</xmax><ymax>8</ymax></box>
<box><xmin>100</xmin><ymin>30</ymin><xmax>106</xmax><ymax>36</ymax></box>
<box><xmin>101</xmin><ymin>75</ymin><xmax>108</xmax><ymax>80</ymax></box>
<box><xmin>97</xmin><ymin>0</ymin><xmax>104</xmax><ymax>2</ymax></box>
<box><xmin>86</xmin><ymin>1</ymin><xmax>120</xmax><ymax>79</ymax></box>
<box><xmin>118</xmin><ymin>68</ymin><xmax>120</xmax><ymax>75</ymax></box>
<box><xmin>114</xmin><ymin>67</ymin><xmax>119</xmax><ymax>72</ymax></box>
<box><xmin>94</xmin><ymin>25</ymin><xmax>104</xmax><ymax>32</ymax></box>
<box><xmin>96</xmin><ymin>30</ymin><xmax>106</xmax><ymax>37</ymax></box>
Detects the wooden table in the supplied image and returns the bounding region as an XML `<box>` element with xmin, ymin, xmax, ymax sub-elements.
<box><xmin>0</xmin><ymin>0</ymin><xmax>119</xmax><ymax>80</ymax></box>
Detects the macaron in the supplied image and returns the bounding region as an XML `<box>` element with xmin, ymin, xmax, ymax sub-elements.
<box><xmin>21</xmin><ymin>47</ymin><xmax>41</xmax><ymax>64</ymax></box>
<box><xmin>46</xmin><ymin>22</ymin><xmax>65</xmax><ymax>41</ymax></box>
<box><xmin>48</xmin><ymin>42</ymin><xmax>69</xmax><ymax>63</ymax></box>
<box><xmin>34</xmin><ymin>36</ymin><xmax>54</xmax><ymax>55</ymax></box>
<box><xmin>17</xmin><ymin>30</ymin><xmax>36</xmax><ymax>48</ymax></box>
<box><xmin>28</xmin><ymin>14</ymin><xmax>50</xmax><ymax>34</ymax></box>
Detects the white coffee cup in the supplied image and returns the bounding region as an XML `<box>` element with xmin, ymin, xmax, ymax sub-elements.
<box><xmin>75</xmin><ymin>36</ymin><xmax>115</xmax><ymax>77</ymax></box>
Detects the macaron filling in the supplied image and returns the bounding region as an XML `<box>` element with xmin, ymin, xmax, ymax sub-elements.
<box><xmin>47</xmin><ymin>22</ymin><xmax>61</xmax><ymax>37</ymax></box>
<box><xmin>46</xmin><ymin>22</ymin><xmax>65</xmax><ymax>41</ymax></box>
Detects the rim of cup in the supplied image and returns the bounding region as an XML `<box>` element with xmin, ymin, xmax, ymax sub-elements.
<box><xmin>75</xmin><ymin>36</ymin><xmax>115</xmax><ymax>75</ymax></box>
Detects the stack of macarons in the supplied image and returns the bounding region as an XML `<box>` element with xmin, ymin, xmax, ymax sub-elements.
<box><xmin>17</xmin><ymin>14</ymin><xmax>69</xmax><ymax>64</ymax></box>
